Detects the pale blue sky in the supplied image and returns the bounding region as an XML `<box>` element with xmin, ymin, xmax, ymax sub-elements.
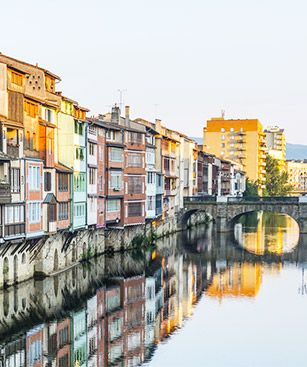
<box><xmin>2</xmin><ymin>0</ymin><xmax>307</xmax><ymax>143</ymax></box>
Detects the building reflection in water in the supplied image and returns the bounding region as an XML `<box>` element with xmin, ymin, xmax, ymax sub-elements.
<box><xmin>0</xmin><ymin>215</ymin><xmax>305</xmax><ymax>367</ymax></box>
<box><xmin>234</xmin><ymin>211</ymin><xmax>300</xmax><ymax>255</ymax></box>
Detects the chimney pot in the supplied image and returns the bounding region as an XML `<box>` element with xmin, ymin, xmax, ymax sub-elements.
<box><xmin>125</xmin><ymin>105</ymin><xmax>130</xmax><ymax>119</ymax></box>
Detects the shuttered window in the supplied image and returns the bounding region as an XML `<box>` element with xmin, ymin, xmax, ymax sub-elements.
<box><xmin>128</xmin><ymin>202</ymin><xmax>142</xmax><ymax>217</ymax></box>
<box><xmin>24</xmin><ymin>100</ymin><xmax>38</xmax><ymax>118</ymax></box>
<box><xmin>58</xmin><ymin>203</ymin><xmax>68</xmax><ymax>221</ymax></box>
<box><xmin>127</xmin><ymin>153</ymin><xmax>143</xmax><ymax>167</ymax></box>
<box><xmin>10</xmin><ymin>168</ymin><xmax>20</xmax><ymax>193</ymax></box>
<box><xmin>8</xmin><ymin>91</ymin><xmax>23</xmax><ymax>123</ymax></box>
<box><xmin>44</xmin><ymin>172</ymin><xmax>52</xmax><ymax>191</ymax></box>
<box><xmin>128</xmin><ymin>176</ymin><xmax>143</xmax><ymax>194</ymax></box>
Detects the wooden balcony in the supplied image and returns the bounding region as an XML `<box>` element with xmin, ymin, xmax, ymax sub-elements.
<box><xmin>4</xmin><ymin>222</ymin><xmax>25</xmax><ymax>237</ymax></box>
<box><xmin>0</xmin><ymin>182</ymin><xmax>11</xmax><ymax>203</ymax></box>
<box><xmin>7</xmin><ymin>144</ymin><xmax>19</xmax><ymax>158</ymax></box>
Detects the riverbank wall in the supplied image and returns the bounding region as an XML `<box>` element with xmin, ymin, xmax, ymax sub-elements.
<box><xmin>0</xmin><ymin>211</ymin><xmax>207</xmax><ymax>290</ymax></box>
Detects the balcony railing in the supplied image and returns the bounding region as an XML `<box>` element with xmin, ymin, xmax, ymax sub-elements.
<box><xmin>0</xmin><ymin>183</ymin><xmax>11</xmax><ymax>203</ymax></box>
<box><xmin>4</xmin><ymin>223</ymin><xmax>25</xmax><ymax>237</ymax></box>
<box><xmin>7</xmin><ymin>145</ymin><xmax>19</xmax><ymax>158</ymax></box>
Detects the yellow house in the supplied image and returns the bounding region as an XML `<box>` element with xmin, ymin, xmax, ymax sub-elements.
<box><xmin>203</xmin><ymin>117</ymin><xmax>266</xmax><ymax>193</ymax></box>
<box><xmin>206</xmin><ymin>263</ymin><xmax>262</xmax><ymax>299</ymax></box>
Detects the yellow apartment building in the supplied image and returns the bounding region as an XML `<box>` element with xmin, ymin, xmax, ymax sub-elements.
<box><xmin>264</xmin><ymin>126</ymin><xmax>286</xmax><ymax>169</ymax></box>
<box><xmin>203</xmin><ymin>117</ymin><xmax>266</xmax><ymax>192</ymax></box>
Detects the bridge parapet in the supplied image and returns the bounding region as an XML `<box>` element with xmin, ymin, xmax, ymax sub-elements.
<box><xmin>182</xmin><ymin>196</ymin><xmax>307</xmax><ymax>233</ymax></box>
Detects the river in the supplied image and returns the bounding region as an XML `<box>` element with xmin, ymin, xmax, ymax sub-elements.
<box><xmin>1</xmin><ymin>211</ymin><xmax>307</xmax><ymax>366</ymax></box>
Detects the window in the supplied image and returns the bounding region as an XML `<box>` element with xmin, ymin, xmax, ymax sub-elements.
<box><xmin>29</xmin><ymin>165</ymin><xmax>41</xmax><ymax>191</ymax></box>
<box><xmin>110</xmin><ymin>171</ymin><xmax>122</xmax><ymax>190</ymax></box>
<box><xmin>11</xmin><ymin>168</ymin><xmax>20</xmax><ymax>193</ymax></box>
<box><xmin>58</xmin><ymin>173</ymin><xmax>69</xmax><ymax>192</ymax></box>
<box><xmin>106</xmin><ymin>130</ymin><xmax>116</xmax><ymax>141</ymax></box>
<box><xmin>11</xmin><ymin>70</ymin><xmax>23</xmax><ymax>86</ymax></box>
<box><xmin>24</xmin><ymin>100</ymin><xmax>38</xmax><ymax>118</ymax></box>
<box><xmin>221</xmin><ymin>128</ymin><xmax>225</xmax><ymax>132</ymax></box>
<box><xmin>44</xmin><ymin>172</ymin><xmax>51</xmax><ymax>191</ymax></box>
<box><xmin>74</xmin><ymin>120</ymin><xmax>84</xmax><ymax>135</ymax></box>
<box><xmin>230</xmin><ymin>127</ymin><xmax>235</xmax><ymax>132</ymax></box>
<box><xmin>128</xmin><ymin>131</ymin><xmax>143</xmax><ymax>144</ymax></box>
<box><xmin>48</xmin><ymin>203</ymin><xmax>56</xmax><ymax>222</ymax></box>
<box><xmin>58</xmin><ymin>202</ymin><xmax>68</xmax><ymax>221</ymax></box>
<box><xmin>88</xmin><ymin>125</ymin><xmax>96</xmax><ymax>136</ymax></box>
<box><xmin>28</xmin><ymin>340</ymin><xmax>42</xmax><ymax>366</ymax></box>
<box><xmin>109</xmin><ymin>147</ymin><xmax>123</xmax><ymax>162</ymax></box>
<box><xmin>146</xmin><ymin>148</ymin><xmax>155</xmax><ymax>165</ymax></box>
<box><xmin>128</xmin><ymin>332</ymin><xmax>141</xmax><ymax>351</ymax></box>
<box><xmin>89</xmin><ymin>142</ymin><xmax>95</xmax><ymax>156</ymax></box>
<box><xmin>29</xmin><ymin>202</ymin><xmax>41</xmax><ymax>223</ymax></box>
<box><xmin>147</xmin><ymin>196</ymin><xmax>154</xmax><ymax>210</ymax></box>
<box><xmin>128</xmin><ymin>202</ymin><xmax>142</xmax><ymax>217</ymax></box>
<box><xmin>45</xmin><ymin>109</ymin><xmax>53</xmax><ymax>123</ymax></box>
<box><xmin>33</xmin><ymin>132</ymin><xmax>37</xmax><ymax>150</ymax></box>
<box><xmin>221</xmin><ymin>143</ymin><xmax>225</xmax><ymax>148</ymax></box>
<box><xmin>74</xmin><ymin>203</ymin><xmax>85</xmax><ymax>217</ymax></box>
<box><xmin>89</xmin><ymin>168</ymin><xmax>96</xmax><ymax>185</ymax></box>
<box><xmin>109</xmin><ymin>317</ymin><xmax>123</xmax><ymax>341</ymax></box>
<box><xmin>221</xmin><ymin>135</ymin><xmax>225</xmax><ymax>140</ymax></box>
<box><xmin>127</xmin><ymin>153</ymin><xmax>143</xmax><ymax>167</ymax></box>
<box><xmin>147</xmin><ymin>172</ymin><xmax>155</xmax><ymax>184</ymax></box>
<box><xmin>74</xmin><ymin>174</ymin><xmax>85</xmax><ymax>192</ymax></box>
<box><xmin>107</xmin><ymin>199</ymin><xmax>120</xmax><ymax>212</ymax></box>
<box><xmin>5</xmin><ymin>205</ymin><xmax>24</xmax><ymax>224</ymax></box>
<box><xmin>59</xmin><ymin>354</ymin><xmax>69</xmax><ymax>367</ymax></box>
<box><xmin>164</xmin><ymin>158</ymin><xmax>170</xmax><ymax>171</ymax></box>
<box><xmin>128</xmin><ymin>176</ymin><xmax>143</xmax><ymax>194</ymax></box>
<box><xmin>75</xmin><ymin>147</ymin><xmax>84</xmax><ymax>160</ymax></box>
<box><xmin>157</xmin><ymin>174</ymin><xmax>163</xmax><ymax>187</ymax></box>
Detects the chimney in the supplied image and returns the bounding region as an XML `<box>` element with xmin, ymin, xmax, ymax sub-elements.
<box><xmin>155</xmin><ymin>118</ymin><xmax>161</xmax><ymax>133</ymax></box>
<box><xmin>125</xmin><ymin>105</ymin><xmax>130</xmax><ymax>119</ymax></box>
<box><xmin>111</xmin><ymin>104</ymin><xmax>120</xmax><ymax>124</ymax></box>
<box><xmin>125</xmin><ymin>105</ymin><xmax>130</xmax><ymax>127</ymax></box>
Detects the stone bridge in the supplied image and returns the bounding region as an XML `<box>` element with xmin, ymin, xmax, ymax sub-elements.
<box><xmin>180</xmin><ymin>196</ymin><xmax>307</xmax><ymax>233</ymax></box>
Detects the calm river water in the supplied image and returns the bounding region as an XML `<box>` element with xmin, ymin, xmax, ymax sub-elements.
<box><xmin>1</xmin><ymin>211</ymin><xmax>307</xmax><ymax>367</ymax></box>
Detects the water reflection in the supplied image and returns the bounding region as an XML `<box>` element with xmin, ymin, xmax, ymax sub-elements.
<box><xmin>1</xmin><ymin>220</ymin><xmax>307</xmax><ymax>366</ymax></box>
<box><xmin>234</xmin><ymin>211</ymin><xmax>300</xmax><ymax>255</ymax></box>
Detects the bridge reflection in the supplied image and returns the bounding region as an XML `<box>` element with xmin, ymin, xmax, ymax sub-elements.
<box><xmin>0</xmin><ymin>221</ymin><xmax>307</xmax><ymax>366</ymax></box>
<box><xmin>234</xmin><ymin>211</ymin><xmax>300</xmax><ymax>255</ymax></box>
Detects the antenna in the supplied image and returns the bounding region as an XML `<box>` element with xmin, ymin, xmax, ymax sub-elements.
<box><xmin>221</xmin><ymin>109</ymin><xmax>225</xmax><ymax>118</ymax></box>
<box><xmin>154</xmin><ymin>104</ymin><xmax>159</xmax><ymax>120</ymax></box>
<box><xmin>117</xmin><ymin>89</ymin><xmax>127</xmax><ymax>111</ymax></box>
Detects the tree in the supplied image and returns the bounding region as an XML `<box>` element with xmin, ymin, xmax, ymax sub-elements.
<box><xmin>264</xmin><ymin>155</ymin><xmax>293</xmax><ymax>196</ymax></box>
<box><xmin>244</xmin><ymin>178</ymin><xmax>259</xmax><ymax>197</ymax></box>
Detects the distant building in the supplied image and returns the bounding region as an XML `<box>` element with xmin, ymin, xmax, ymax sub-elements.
<box><xmin>286</xmin><ymin>160</ymin><xmax>307</xmax><ymax>195</ymax></box>
<box><xmin>264</xmin><ymin>126</ymin><xmax>286</xmax><ymax>169</ymax></box>
<box><xmin>203</xmin><ymin>117</ymin><xmax>266</xmax><ymax>193</ymax></box>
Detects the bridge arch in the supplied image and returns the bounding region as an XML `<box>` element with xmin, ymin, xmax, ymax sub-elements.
<box><xmin>179</xmin><ymin>207</ymin><xmax>216</xmax><ymax>231</ymax></box>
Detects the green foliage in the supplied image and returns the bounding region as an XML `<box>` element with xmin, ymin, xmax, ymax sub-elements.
<box><xmin>131</xmin><ymin>230</ymin><xmax>158</xmax><ymax>248</ymax></box>
<box><xmin>244</xmin><ymin>178</ymin><xmax>259</xmax><ymax>197</ymax></box>
<box><xmin>264</xmin><ymin>155</ymin><xmax>293</xmax><ymax>196</ymax></box>
<box><xmin>131</xmin><ymin>234</ymin><xmax>145</xmax><ymax>247</ymax></box>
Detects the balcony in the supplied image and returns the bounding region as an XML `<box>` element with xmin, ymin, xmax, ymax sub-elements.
<box><xmin>0</xmin><ymin>182</ymin><xmax>11</xmax><ymax>203</ymax></box>
<box><xmin>7</xmin><ymin>144</ymin><xmax>19</xmax><ymax>158</ymax></box>
<box><xmin>4</xmin><ymin>223</ymin><xmax>25</xmax><ymax>237</ymax></box>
